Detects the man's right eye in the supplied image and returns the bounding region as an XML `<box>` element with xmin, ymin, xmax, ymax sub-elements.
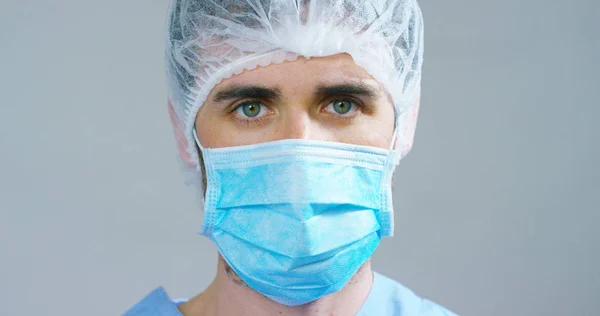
<box><xmin>234</xmin><ymin>101</ymin><xmax>267</xmax><ymax>119</ymax></box>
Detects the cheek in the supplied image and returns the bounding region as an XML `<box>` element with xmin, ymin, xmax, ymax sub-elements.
<box><xmin>196</xmin><ymin>123</ymin><xmax>239</xmax><ymax>148</ymax></box>
<box><xmin>195</xmin><ymin>111</ymin><xmax>230</xmax><ymax>148</ymax></box>
<box><xmin>362</xmin><ymin>118</ymin><xmax>395</xmax><ymax>148</ymax></box>
<box><xmin>351</xmin><ymin>106</ymin><xmax>395</xmax><ymax>149</ymax></box>
<box><xmin>332</xmin><ymin>117</ymin><xmax>394</xmax><ymax>149</ymax></box>
<box><xmin>196</xmin><ymin>113</ymin><xmax>267</xmax><ymax>148</ymax></box>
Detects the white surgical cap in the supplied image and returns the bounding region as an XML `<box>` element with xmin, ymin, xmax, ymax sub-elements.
<box><xmin>165</xmin><ymin>0</ymin><xmax>424</xmax><ymax>205</ymax></box>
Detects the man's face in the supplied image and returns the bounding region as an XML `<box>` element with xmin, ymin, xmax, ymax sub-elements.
<box><xmin>192</xmin><ymin>53</ymin><xmax>395</xmax><ymax>286</ymax></box>
<box><xmin>195</xmin><ymin>54</ymin><xmax>395</xmax><ymax>149</ymax></box>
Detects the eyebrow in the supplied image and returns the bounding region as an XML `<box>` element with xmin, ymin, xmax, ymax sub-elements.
<box><xmin>314</xmin><ymin>83</ymin><xmax>380</xmax><ymax>99</ymax></box>
<box><xmin>213</xmin><ymin>85</ymin><xmax>282</xmax><ymax>102</ymax></box>
<box><xmin>212</xmin><ymin>82</ymin><xmax>381</xmax><ymax>104</ymax></box>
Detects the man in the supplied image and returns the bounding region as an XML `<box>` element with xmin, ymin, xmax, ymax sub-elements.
<box><xmin>126</xmin><ymin>0</ymin><xmax>457</xmax><ymax>315</ymax></box>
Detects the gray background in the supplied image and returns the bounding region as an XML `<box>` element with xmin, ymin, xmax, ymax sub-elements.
<box><xmin>1</xmin><ymin>0</ymin><xmax>598</xmax><ymax>315</ymax></box>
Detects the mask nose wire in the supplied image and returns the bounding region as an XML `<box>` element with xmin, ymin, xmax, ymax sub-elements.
<box><xmin>193</xmin><ymin>97</ymin><xmax>401</xmax><ymax>166</ymax></box>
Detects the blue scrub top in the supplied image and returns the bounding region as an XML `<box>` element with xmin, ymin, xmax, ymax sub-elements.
<box><xmin>124</xmin><ymin>272</ymin><xmax>458</xmax><ymax>316</ymax></box>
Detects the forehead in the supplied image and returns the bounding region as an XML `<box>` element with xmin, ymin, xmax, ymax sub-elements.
<box><xmin>209</xmin><ymin>54</ymin><xmax>385</xmax><ymax>95</ymax></box>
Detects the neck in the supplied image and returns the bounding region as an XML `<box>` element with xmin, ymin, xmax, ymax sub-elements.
<box><xmin>179</xmin><ymin>257</ymin><xmax>374</xmax><ymax>316</ymax></box>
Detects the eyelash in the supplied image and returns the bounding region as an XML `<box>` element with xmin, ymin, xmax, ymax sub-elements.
<box><xmin>229</xmin><ymin>97</ymin><xmax>365</xmax><ymax>126</ymax></box>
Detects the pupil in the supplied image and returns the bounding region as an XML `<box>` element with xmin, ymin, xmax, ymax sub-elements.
<box><xmin>334</xmin><ymin>101</ymin><xmax>351</xmax><ymax>114</ymax></box>
<box><xmin>243</xmin><ymin>103</ymin><xmax>260</xmax><ymax>117</ymax></box>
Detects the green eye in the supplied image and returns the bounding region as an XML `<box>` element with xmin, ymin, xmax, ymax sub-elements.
<box><xmin>332</xmin><ymin>100</ymin><xmax>354</xmax><ymax>114</ymax></box>
<box><xmin>240</xmin><ymin>102</ymin><xmax>262</xmax><ymax>117</ymax></box>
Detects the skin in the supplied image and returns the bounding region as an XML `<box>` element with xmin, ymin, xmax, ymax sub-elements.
<box><xmin>178</xmin><ymin>53</ymin><xmax>395</xmax><ymax>316</ymax></box>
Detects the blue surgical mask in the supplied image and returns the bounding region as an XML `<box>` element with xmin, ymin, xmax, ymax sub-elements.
<box><xmin>195</xmin><ymin>133</ymin><xmax>398</xmax><ymax>306</ymax></box>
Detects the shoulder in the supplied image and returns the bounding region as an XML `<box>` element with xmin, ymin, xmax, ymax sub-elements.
<box><xmin>358</xmin><ymin>272</ymin><xmax>459</xmax><ymax>316</ymax></box>
<box><xmin>123</xmin><ymin>287</ymin><xmax>185</xmax><ymax>316</ymax></box>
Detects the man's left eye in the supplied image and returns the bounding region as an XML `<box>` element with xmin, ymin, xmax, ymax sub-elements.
<box><xmin>325</xmin><ymin>100</ymin><xmax>358</xmax><ymax>115</ymax></box>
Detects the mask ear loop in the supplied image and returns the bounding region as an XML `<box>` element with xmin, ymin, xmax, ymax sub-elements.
<box><xmin>192</xmin><ymin>127</ymin><xmax>204</xmax><ymax>172</ymax></box>
<box><xmin>388</xmin><ymin>105</ymin><xmax>402</xmax><ymax>166</ymax></box>
<box><xmin>377</xmin><ymin>104</ymin><xmax>402</xmax><ymax>237</ymax></box>
<box><xmin>193</xmin><ymin>125</ymin><xmax>220</xmax><ymax>235</ymax></box>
